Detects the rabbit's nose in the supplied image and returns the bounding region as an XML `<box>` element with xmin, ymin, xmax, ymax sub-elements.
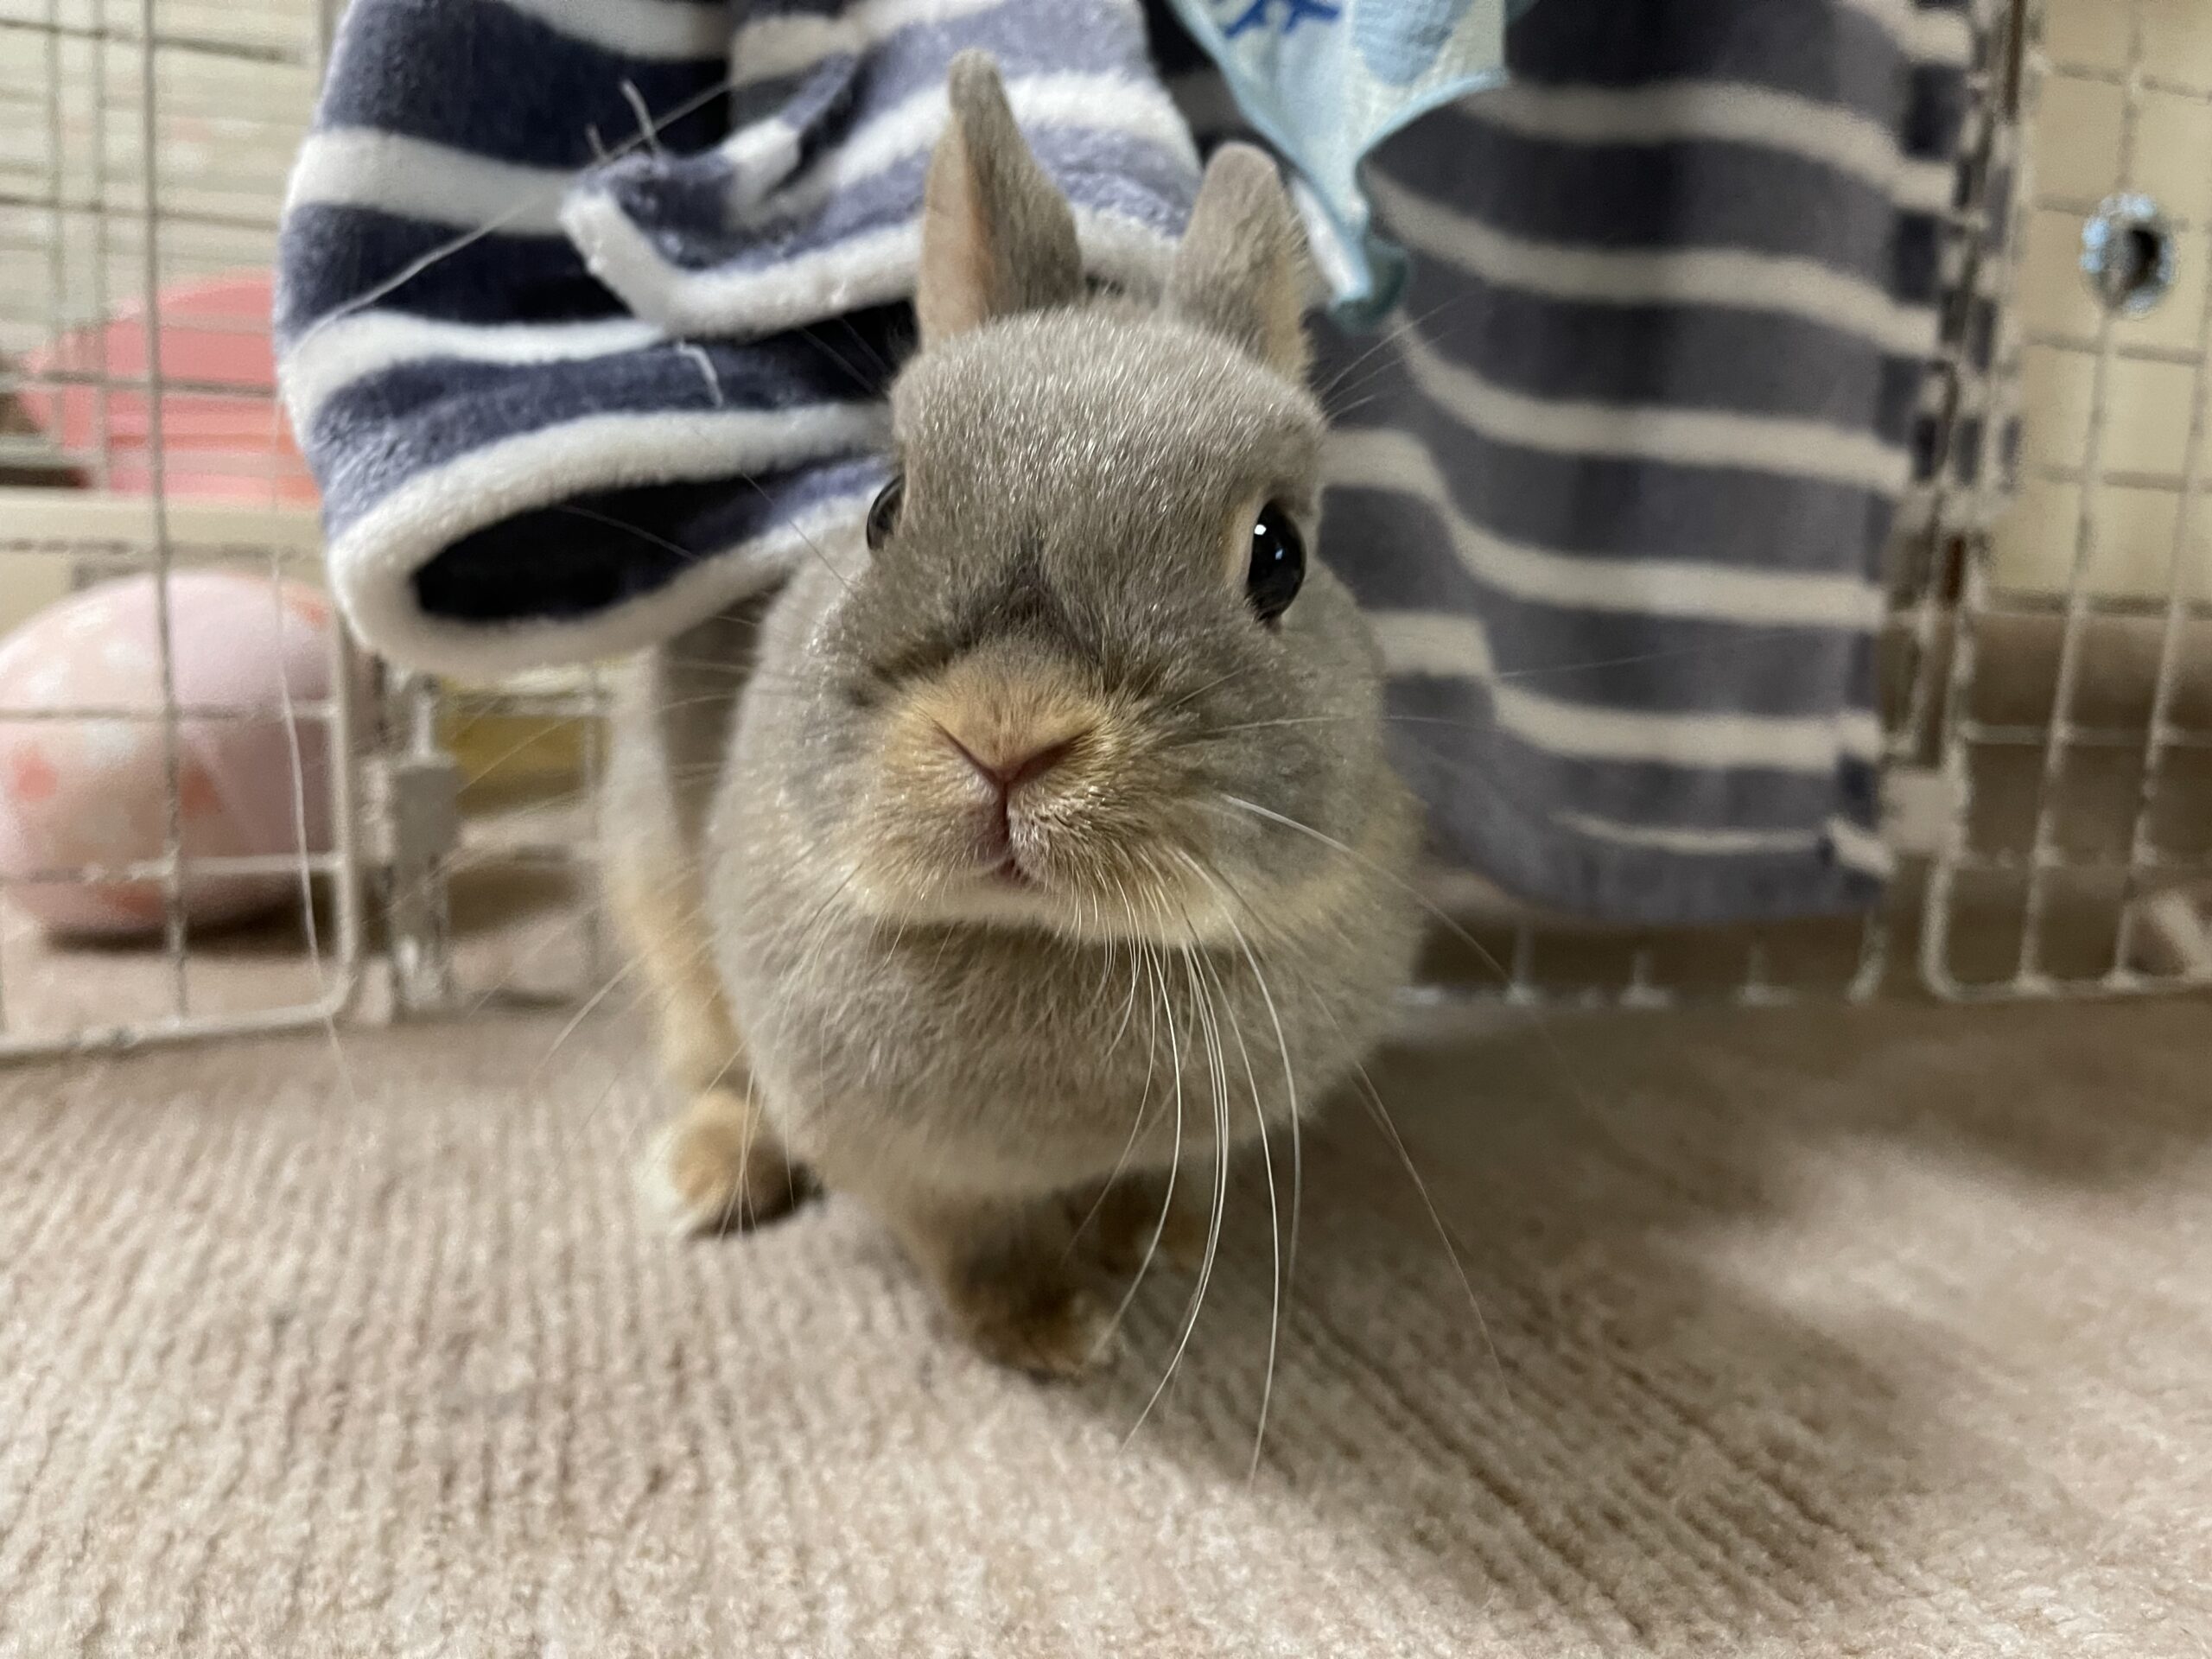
<box><xmin>941</xmin><ymin>729</ymin><xmax>1079</xmax><ymax>798</ymax></box>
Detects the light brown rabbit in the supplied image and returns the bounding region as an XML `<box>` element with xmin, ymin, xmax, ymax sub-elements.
<box><xmin>605</xmin><ymin>52</ymin><xmax>1422</xmax><ymax>1376</ymax></box>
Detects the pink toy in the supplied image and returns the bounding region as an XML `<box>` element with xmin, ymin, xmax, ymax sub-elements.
<box><xmin>17</xmin><ymin>272</ymin><xmax>317</xmax><ymax>506</ymax></box>
<box><xmin>0</xmin><ymin>571</ymin><xmax>336</xmax><ymax>937</ymax></box>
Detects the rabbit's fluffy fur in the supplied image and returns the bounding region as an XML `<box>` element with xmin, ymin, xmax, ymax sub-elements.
<box><xmin>605</xmin><ymin>53</ymin><xmax>1421</xmax><ymax>1375</ymax></box>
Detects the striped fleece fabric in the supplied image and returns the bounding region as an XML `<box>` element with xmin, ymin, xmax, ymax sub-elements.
<box><xmin>276</xmin><ymin>0</ymin><xmax>1986</xmax><ymax>925</ymax></box>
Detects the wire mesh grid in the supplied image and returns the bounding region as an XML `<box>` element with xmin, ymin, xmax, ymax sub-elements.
<box><xmin>0</xmin><ymin>0</ymin><xmax>2203</xmax><ymax>1059</ymax></box>
<box><xmin>1422</xmin><ymin>0</ymin><xmax>2212</xmax><ymax>1011</ymax></box>
<box><xmin>0</xmin><ymin>0</ymin><xmax>366</xmax><ymax>1056</ymax></box>
<box><xmin>1917</xmin><ymin>0</ymin><xmax>2212</xmax><ymax>998</ymax></box>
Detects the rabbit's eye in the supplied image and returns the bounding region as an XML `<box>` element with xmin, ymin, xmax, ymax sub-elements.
<box><xmin>866</xmin><ymin>473</ymin><xmax>905</xmax><ymax>551</ymax></box>
<box><xmin>1244</xmin><ymin>501</ymin><xmax>1305</xmax><ymax>624</ymax></box>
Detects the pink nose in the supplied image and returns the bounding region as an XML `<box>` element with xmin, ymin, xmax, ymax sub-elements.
<box><xmin>942</xmin><ymin>731</ymin><xmax>1078</xmax><ymax>798</ymax></box>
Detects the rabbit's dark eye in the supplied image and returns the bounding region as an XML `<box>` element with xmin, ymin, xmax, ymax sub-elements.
<box><xmin>866</xmin><ymin>472</ymin><xmax>905</xmax><ymax>551</ymax></box>
<box><xmin>1244</xmin><ymin>501</ymin><xmax>1305</xmax><ymax>624</ymax></box>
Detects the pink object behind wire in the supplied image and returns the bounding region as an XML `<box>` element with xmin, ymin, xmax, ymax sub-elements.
<box><xmin>19</xmin><ymin>272</ymin><xmax>318</xmax><ymax>505</ymax></box>
<box><xmin>0</xmin><ymin>571</ymin><xmax>336</xmax><ymax>937</ymax></box>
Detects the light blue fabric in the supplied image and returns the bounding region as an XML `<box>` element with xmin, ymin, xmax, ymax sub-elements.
<box><xmin>1163</xmin><ymin>0</ymin><xmax>1538</xmax><ymax>321</ymax></box>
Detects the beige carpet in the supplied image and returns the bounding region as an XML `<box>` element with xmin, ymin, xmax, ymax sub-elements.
<box><xmin>1</xmin><ymin>995</ymin><xmax>2209</xmax><ymax>1657</ymax></box>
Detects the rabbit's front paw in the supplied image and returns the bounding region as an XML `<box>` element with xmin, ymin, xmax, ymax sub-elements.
<box><xmin>641</xmin><ymin>1087</ymin><xmax>816</xmax><ymax>1236</ymax></box>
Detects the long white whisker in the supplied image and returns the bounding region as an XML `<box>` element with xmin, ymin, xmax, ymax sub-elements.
<box><xmin>1184</xmin><ymin>856</ymin><xmax>1307</xmax><ymax>1300</ymax></box>
<box><xmin>1103</xmin><ymin>945</ymin><xmax>1185</xmax><ymax>1363</ymax></box>
<box><xmin>1212</xmin><ymin>791</ymin><xmax>1612</xmax><ymax>1148</ymax></box>
<box><xmin>1159</xmin><ymin>664</ymin><xmax>1249</xmax><ymax>716</ymax></box>
<box><xmin>1126</xmin><ymin>948</ymin><xmax>1230</xmax><ymax>1449</ymax></box>
<box><xmin>1196</xmin><ymin>924</ymin><xmax>1282</xmax><ymax>1482</ymax></box>
<box><xmin>1104</xmin><ymin>931</ymin><xmax>1144</xmax><ymax>1056</ymax></box>
<box><xmin>1177</xmin><ymin>853</ymin><xmax>1292</xmax><ymax>1478</ymax></box>
<box><xmin>303</xmin><ymin>72</ymin><xmax>744</xmax><ymax>334</ymax></box>
<box><xmin>531</xmin><ymin>955</ymin><xmax>635</xmax><ymax>1082</ymax></box>
<box><xmin>1065</xmin><ymin>946</ymin><xmax>1163</xmax><ymax>1268</ymax></box>
<box><xmin>1343</xmin><ymin>1052</ymin><xmax>1512</xmax><ymax>1406</ymax></box>
<box><xmin>1214</xmin><ymin>791</ymin><xmax>1516</xmax><ymax>989</ymax></box>
<box><xmin>1191</xmin><ymin>821</ymin><xmax>1515</xmax><ymax>1403</ymax></box>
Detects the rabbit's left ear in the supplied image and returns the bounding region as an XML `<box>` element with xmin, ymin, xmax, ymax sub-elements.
<box><xmin>1166</xmin><ymin>144</ymin><xmax>1311</xmax><ymax>384</ymax></box>
<box><xmin>916</xmin><ymin>51</ymin><xmax>1085</xmax><ymax>346</ymax></box>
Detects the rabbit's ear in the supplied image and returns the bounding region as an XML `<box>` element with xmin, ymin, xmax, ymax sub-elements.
<box><xmin>916</xmin><ymin>52</ymin><xmax>1084</xmax><ymax>346</ymax></box>
<box><xmin>1166</xmin><ymin>144</ymin><xmax>1311</xmax><ymax>383</ymax></box>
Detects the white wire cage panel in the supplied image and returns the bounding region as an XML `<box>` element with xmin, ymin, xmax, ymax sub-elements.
<box><xmin>1919</xmin><ymin>0</ymin><xmax>2212</xmax><ymax>1000</ymax></box>
<box><xmin>0</xmin><ymin>0</ymin><xmax>363</xmax><ymax>1056</ymax></box>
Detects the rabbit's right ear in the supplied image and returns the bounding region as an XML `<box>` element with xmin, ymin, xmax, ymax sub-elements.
<box><xmin>916</xmin><ymin>53</ymin><xmax>1085</xmax><ymax>346</ymax></box>
<box><xmin>1166</xmin><ymin>144</ymin><xmax>1311</xmax><ymax>384</ymax></box>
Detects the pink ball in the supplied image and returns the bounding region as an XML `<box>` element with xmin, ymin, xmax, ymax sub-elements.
<box><xmin>0</xmin><ymin>570</ymin><xmax>337</xmax><ymax>938</ymax></box>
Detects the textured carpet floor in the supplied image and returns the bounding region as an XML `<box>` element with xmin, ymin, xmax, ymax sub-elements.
<box><xmin>2</xmin><ymin>998</ymin><xmax>2209</xmax><ymax>1657</ymax></box>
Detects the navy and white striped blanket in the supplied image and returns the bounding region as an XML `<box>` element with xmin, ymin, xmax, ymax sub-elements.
<box><xmin>277</xmin><ymin>0</ymin><xmax>1985</xmax><ymax>925</ymax></box>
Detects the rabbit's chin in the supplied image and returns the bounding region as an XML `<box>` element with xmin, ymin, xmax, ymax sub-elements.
<box><xmin>844</xmin><ymin>855</ymin><xmax>1243</xmax><ymax>949</ymax></box>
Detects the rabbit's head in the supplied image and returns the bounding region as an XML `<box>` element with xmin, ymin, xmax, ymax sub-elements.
<box><xmin>782</xmin><ymin>52</ymin><xmax>1400</xmax><ymax>948</ymax></box>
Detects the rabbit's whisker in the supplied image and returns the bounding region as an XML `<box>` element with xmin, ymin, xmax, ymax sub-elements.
<box><xmin>1206</xmin><ymin>795</ymin><xmax>1535</xmax><ymax>1402</ymax></box>
<box><xmin>1212</xmin><ymin>792</ymin><xmax>1524</xmax><ymax>991</ymax></box>
<box><xmin>1127</xmin><ymin>944</ymin><xmax>1230</xmax><ymax>1449</ymax></box>
<box><xmin>1341</xmin><ymin>1044</ymin><xmax>1513</xmax><ymax>1404</ymax></box>
<box><xmin>1063</xmin><ymin>941</ymin><xmax>1160</xmax><ymax>1275</ymax></box>
<box><xmin>1159</xmin><ymin>664</ymin><xmax>1250</xmax><ymax>716</ymax></box>
<box><xmin>1313</xmin><ymin>293</ymin><xmax>1467</xmax><ymax>405</ymax></box>
<box><xmin>552</xmin><ymin>503</ymin><xmax>707</xmax><ymax>569</ymax></box>
<box><xmin>1208</xmin><ymin>787</ymin><xmax>1612</xmax><ymax>1135</ymax></box>
<box><xmin>1179</xmin><ymin>849</ymin><xmax>1297</xmax><ymax>1475</ymax></box>
<box><xmin>550</xmin><ymin>492</ymin><xmax>860</xmax><ymax>616</ymax></box>
<box><xmin>832</xmin><ymin>314</ymin><xmax>898</xmax><ymax>381</ymax></box>
<box><xmin>791</xmin><ymin>322</ymin><xmax>888</xmax><ymax>399</ymax></box>
<box><xmin>1198</xmin><ymin>921</ymin><xmax>1283</xmax><ymax>1482</ymax></box>
<box><xmin>559</xmin><ymin>912</ymin><xmax>741</xmax><ymax>1156</ymax></box>
<box><xmin>531</xmin><ymin>954</ymin><xmax>634</xmax><ymax>1082</ymax></box>
<box><xmin>1105</xmin><ymin>894</ymin><xmax>1147</xmax><ymax>1055</ymax></box>
<box><xmin>1103</xmin><ymin>942</ymin><xmax>1186</xmax><ymax>1376</ymax></box>
<box><xmin>306</xmin><ymin>71</ymin><xmax>744</xmax><ymax>332</ymax></box>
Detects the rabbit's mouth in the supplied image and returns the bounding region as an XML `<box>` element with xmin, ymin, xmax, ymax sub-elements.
<box><xmin>893</xmin><ymin>800</ymin><xmax>1247</xmax><ymax>945</ymax></box>
<box><xmin>981</xmin><ymin>852</ymin><xmax>1033</xmax><ymax>890</ymax></box>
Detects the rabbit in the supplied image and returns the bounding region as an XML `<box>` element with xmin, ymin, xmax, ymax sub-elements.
<box><xmin>604</xmin><ymin>51</ymin><xmax>1423</xmax><ymax>1376</ymax></box>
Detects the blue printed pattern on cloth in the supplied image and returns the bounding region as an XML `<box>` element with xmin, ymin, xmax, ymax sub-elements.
<box><xmin>1165</xmin><ymin>0</ymin><xmax>1518</xmax><ymax>320</ymax></box>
